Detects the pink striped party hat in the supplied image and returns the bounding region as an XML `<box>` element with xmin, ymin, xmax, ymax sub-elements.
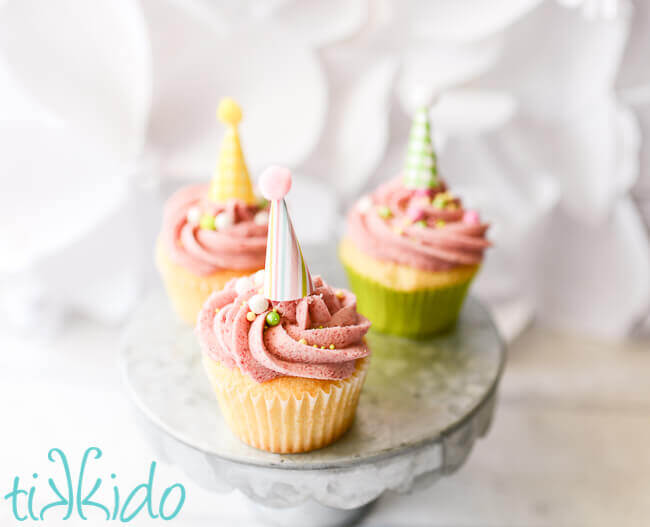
<box><xmin>259</xmin><ymin>166</ymin><xmax>314</xmax><ymax>301</ymax></box>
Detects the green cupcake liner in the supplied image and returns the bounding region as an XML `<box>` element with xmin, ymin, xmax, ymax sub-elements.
<box><xmin>342</xmin><ymin>263</ymin><xmax>474</xmax><ymax>338</ymax></box>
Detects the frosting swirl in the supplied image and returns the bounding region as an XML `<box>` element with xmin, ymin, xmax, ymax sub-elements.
<box><xmin>347</xmin><ymin>177</ymin><xmax>490</xmax><ymax>271</ymax></box>
<box><xmin>197</xmin><ymin>274</ymin><xmax>371</xmax><ymax>383</ymax></box>
<box><xmin>161</xmin><ymin>184</ymin><xmax>267</xmax><ymax>275</ymax></box>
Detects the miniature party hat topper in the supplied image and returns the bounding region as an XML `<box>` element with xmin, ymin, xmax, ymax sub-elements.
<box><xmin>403</xmin><ymin>106</ymin><xmax>439</xmax><ymax>190</ymax></box>
<box><xmin>259</xmin><ymin>166</ymin><xmax>314</xmax><ymax>301</ymax></box>
<box><xmin>208</xmin><ymin>97</ymin><xmax>256</xmax><ymax>205</ymax></box>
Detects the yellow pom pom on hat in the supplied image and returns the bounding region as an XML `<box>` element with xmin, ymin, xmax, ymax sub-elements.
<box><xmin>208</xmin><ymin>97</ymin><xmax>256</xmax><ymax>205</ymax></box>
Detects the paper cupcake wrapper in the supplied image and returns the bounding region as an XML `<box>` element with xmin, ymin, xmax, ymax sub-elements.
<box><xmin>342</xmin><ymin>262</ymin><xmax>475</xmax><ymax>338</ymax></box>
<box><xmin>202</xmin><ymin>354</ymin><xmax>369</xmax><ymax>454</ymax></box>
<box><xmin>155</xmin><ymin>238</ymin><xmax>260</xmax><ymax>325</ymax></box>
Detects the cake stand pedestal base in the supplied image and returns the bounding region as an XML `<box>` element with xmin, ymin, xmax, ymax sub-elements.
<box><xmin>252</xmin><ymin>501</ymin><xmax>375</xmax><ymax>527</ymax></box>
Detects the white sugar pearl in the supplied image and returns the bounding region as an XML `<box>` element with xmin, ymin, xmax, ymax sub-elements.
<box><xmin>248</xmin><ymin>294</ymin><xmax>269</xmax><ymax>315</ymax></box>
<box><xmin>253</xmin><ymin>269</ymin><xmax>265</xmax><ymax>287</ymax></box>
<box><xmin>186</xmin><ymin>206</ymin><xmax>201</xmax><ymax>224</ymax></box>
<box><xmin>235</xmin><ymin>277</ymin><xmax>253</xmax><ymax>296</ymax></box>
<box><xmin>254</xmin><ymin>210</ymin><xmax>269</xmax><ymax>226</ymax></box>
<box><xmin>215</xmin><ymin>212</ymin><xmax>233</xmax><ymax>230</ymax></box>
<box><xmin>357</xmin><ymin>196</ymin><xmax>372</xmax><ymax>213</ymax></box>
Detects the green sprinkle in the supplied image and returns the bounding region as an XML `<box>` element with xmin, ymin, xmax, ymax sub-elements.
<box><xmin>416</xmin><ymin>220</ymin><xmax>427</xmax><ymax>228</ymax></box>
<box><xmin>265</xmin><ymin>311</ymin><xmax>280</xmax><ymax>327</ymax></box>
<box><xmin>377</xmin><ymin>206</ymin><xmax>392</xmax><ymax>219</ymax></box>
<box><xmin>436</xmin><ymin>220</ymin><xmax>446</xmax><ymax>227</ymax></box>
<box><xmin>432</xmin><ymin>197</ymin><xmax>446</xmax><ymax>209</ymax></box>
<box><xmin>199</xmin><ymin>214</ymin><xmax>216</xmax><ymax>230</ymax></box>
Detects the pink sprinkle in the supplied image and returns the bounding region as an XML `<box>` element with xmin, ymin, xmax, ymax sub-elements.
<box><xmin>463</xmin><ymin>210</ymin><xmax>480</xmax><ymax>225</ymax></box>
<box><xmin>259</xmin><ymin>166</ymin><xmax>292</xmax><ymax>200</ymax></box>
<box><xmin>414</xmin><ymin>188</ymin><xmax>434</xmax><ymax>198</ymax></box>
<box><xmin>406</xmin><ymin>204</ymin><xmax>425</xmax><ymax>222</ymax></box>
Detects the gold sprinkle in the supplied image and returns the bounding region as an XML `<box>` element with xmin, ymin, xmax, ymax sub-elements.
<box><xmin>329</xmin><ymin>344</ymin><xmax>335</xmax><ymax>350</ymax></box>
<box><xmin>246</xmin><ymin>312</ymin><xmax>256</xmax><ymax>322</ymax></box>
<box><xmin>313</xmin><ymin>344</ymin><xmax>318</xmax><ymax>348</ymax></box>
<box><xmin>318</xmin><ymin>325</ymin><xmax>323</xmax><ymax>329</ymax></box>
<box><xmin>320</xmin><ymin>346</ymin><xmax>325</xmax><ymax>349</ymax></box>
<box><xmin>299</xmin><ymin>338</ymin><xmax>307</xmax><ymax>345</ymax></box>
<box><xmin>436</xmin><ymin>220</ymin><xmax>446</xmax><ymax>227</ymax></box>
<box><xmin>214</xmin><ymin>307</ymin><xmax>220</xmax><ymax>313</ymax></box>
<box><xmin>335</xmin><ymin>290</ymin><xmax>344</xmax><ymax>299</ymax></box>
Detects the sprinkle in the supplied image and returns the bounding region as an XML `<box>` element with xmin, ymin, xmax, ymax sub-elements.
<box><xmin>377</xmin><ymin>205</ymin><xmax>392</xmax><ymax>219</ymax></box>
<box><xmin>329</xmin><ymin>344</ymin><xmax>335</xmax><ymax>350</ymax></box>
<box><xmin>318</xmin><ymin>325</ymin><xmax>323</xmax><ymax>329</ymax></box>
<box><xmin>406</xmin><ymin>204</ymin><xmax>425</xmax><ymax>222</ymax></box>
<box><xmin>432</xmin><ymin>192</ymin><xmax>452</xmax><ymax>209</ymax></box>
<box><xmin>299</xmin><ymin>339</ymin><xmax>307</xmax><ymax>345</ymax></box>
<box><xmin>393</xmin><ymin>226</ymin><xmax>404</xmax><ymax>235</ymax></box>
<box><xmin>313</xmin><ymin>344</ymin><xmax>318</xmax><ymax>348</ymax></box>
<box><xmin>187</xmin><ymin>206</ymin><xmax>201</xmax><ymax>225</ymax></box>
<box><xmin>246</xmin><ymin>312</ymin><xmax>256</xmax><ymax>322</ymax></box>
<box><xmin>248</xmin><ymin>294</ymin><xmax>269</xmax><ymax>314</ymax></box>
<box><xmin>256</xmin><ymin>196</ymin><xmax>269</xmax><ymax>209</ymax></box>
<box><xmin>447</xmin><ymin>203</ymin><xmax>458</xmax><ymax>211</ymax></box>
<box><xmin>254</xmin><ymin>210</ymin><xmax>269</xmax><ymax>226</ymax></box>
<box><xmin>265</xmin><ymin>310</ymin><xmax>281</xmax><ymax>327</ymax></box>
<box><xmin>235</xmin><ymin>277</ymin><xmax>253</xmax><ymax>296</ymax></box>
<box><xmin>357</xmin><ymin>196</ymin><xmax>373</xmax><ymax>213</ymax></box>
<box><xmin>463</xmin><ymin>209</ymin><xmax>481</xmax><ymax>225</ymax></box>
<box><xmin>436</xmin><ymin>220</ymin><xmax>446</xmax><ymax>227</ymax></box>
<box><xmin>241</xmin><ymin>301</ymin><xmax>246</xmax><ymax>306</ymax></box>
<box><xmin>214</xmin><ymin>307</ymin><xmax>220</xmax><ymax>313</ymax></box>
<box><xmin>414</xmin><ymin>188</ymin><xmax>434</xmax><ymax>198</ymax></box>
<box><xmin>215</xmin><ymin>212</ymin><xmax>234</xmax><ymax>230</ymax></box>
<box><xmin>199</xmin><ymin>214</ymin><xmax>216</xmax><ymax>230</ymax></box>
<box><xmin>321</xmin><ymin>346</ymin><xmax>325</xmax><ymax>349</ymax></box>
<box><xmin>335</xmin><ymin>290</ymin><xmax>344</xmax><ymax>299</ymax></box>
<box><xmin>416</xmin><ymin>220</ymin><xmax>427</xmax><ymax>228</ymax></box>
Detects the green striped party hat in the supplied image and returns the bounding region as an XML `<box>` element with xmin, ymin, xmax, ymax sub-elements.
<box><xmin>403</xmin><ymin>106</ymin><xmax>438</xmax><ymax>189</ymax></box>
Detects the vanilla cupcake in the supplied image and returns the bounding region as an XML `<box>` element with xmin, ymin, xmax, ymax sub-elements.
<box><xmin>340</xmin><ymin>106</ymin><xmax>490</xmax><ymax>338</ymax></box>
<box><xmin>198</xmin><ymin>167</ymin><xmax>371</xmax><ymax>453</ymax></box>
<box><xmin>156</xmin><ymin>98</ymin><xmax>268</xmax><ymax>324</ymax></box>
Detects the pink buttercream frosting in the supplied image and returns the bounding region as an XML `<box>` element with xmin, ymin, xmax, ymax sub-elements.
<box><xmin>347</xmin><ymin>176</ymin><xmax>490</xmax><ymax>271</ymax></box>
<box><xmin>161</xmin><ymin>184</ymin><xmax>268</xmax><ymax>276</ymax></box>
<box><xmin>197</xmin><ymin>274</ymin><xmax>371</xmax><ymax>383</ymax></box>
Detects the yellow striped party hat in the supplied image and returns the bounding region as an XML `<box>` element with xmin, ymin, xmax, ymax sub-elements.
<box><xmin>208</xmin><ymin>98</ymin><xmax>256</xmax><ymax>204</ymax></box>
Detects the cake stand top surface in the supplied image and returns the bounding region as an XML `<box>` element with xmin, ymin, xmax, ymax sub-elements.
<box><xmin>121</xmin><ymin>290</ymin><xmax>505</xmax><ymax>471</ymax></box>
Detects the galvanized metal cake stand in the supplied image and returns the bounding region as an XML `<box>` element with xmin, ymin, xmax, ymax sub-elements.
<box><xmin>122</xmin><ymin>240</ymin><xmax>503</xmax><ymax>526</ymax></box>
<box><xmin>120</xmin><ymin>276</ymin><xmax>505</xmax><ymax>527</ymax></box>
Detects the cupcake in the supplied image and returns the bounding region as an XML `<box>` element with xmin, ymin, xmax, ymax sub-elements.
<box><xmin>198</xmin><ymin>166</ymin><xmax>371</xmax><ymax>453</ymax></box>
<box><xmin>156</xmin><ymin>98</ymin><xmax>268</xmax><ymax>324</ymax></box>
<box><xmin>340</xmin><ymin>106</ymin><xmax>490</xmax><ymax>338</ymax></box>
